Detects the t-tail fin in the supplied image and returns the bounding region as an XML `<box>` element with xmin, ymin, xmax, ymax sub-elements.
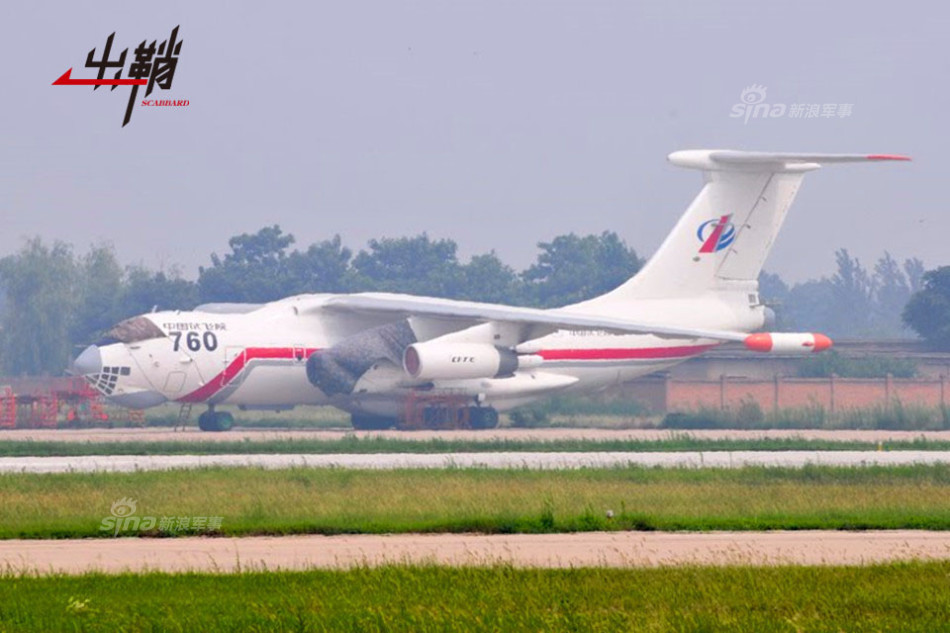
<box><xmin>591</xmin><ymin>150</ymin><xmax>910</xmax><ymax>303</ymax></box>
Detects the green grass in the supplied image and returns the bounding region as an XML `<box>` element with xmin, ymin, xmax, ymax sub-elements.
<box><xmin>663</xmin><ymin>401</ymin><xmax>950</xmax><ymax>430</ymax></box>
<box><xmin>2</xmin><ymin>563</ymin><xmax>950</xmax><ymax>631</ymax></box>
<box><xmin>61</xmin><ymin>399</ymin><xmax>950</xmax><ymax>431</ymax></box>
<box><xmin>796</xmin><ymin>350</ymin><xmax>919</xmax><ymax>378</ymax></box>
<box><xmin>2</xmin><ymin>435</ymin><xmax>950</xmax><ymax>456</ymax></box>
<box><xmin>5</xmin><ymin>465</ymin><xmax>950</xmax><ymax>538</ymax></box>
<box><xmin>60</xmin><ymin>403</ymin><xmax>353</xmax><ymax>429</ymax></box>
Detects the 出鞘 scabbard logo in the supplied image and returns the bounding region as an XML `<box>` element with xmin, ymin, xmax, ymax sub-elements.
<box><xmin>53</xmin><ymin>26</ymin><xmax>187</xmax><ymax>127</ymax></box>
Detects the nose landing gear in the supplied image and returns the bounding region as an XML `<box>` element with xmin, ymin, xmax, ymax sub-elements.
<box><xmin>197</xmin><ymin>406</ymin><xmax>234</xmax><ymax>432</ymax></box>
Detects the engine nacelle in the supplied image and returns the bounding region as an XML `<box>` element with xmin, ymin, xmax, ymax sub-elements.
<box><xmin>744</xmin><ymin>332</ymin><xmax>833</xmax><ymax>354</ymax></box>
<box><xmin>404</xmin><ymin>342</ymin><xmax>541</xmax><ymax>381</ymax></box>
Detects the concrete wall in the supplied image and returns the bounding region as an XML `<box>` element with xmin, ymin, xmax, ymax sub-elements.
<box><xmin>671</xmin><ymin>340</ymin><xmax>950</xmax><ymax>381</ymax></box>
<box><xmin>621</xmin><ymin>374</ymin><xmax>950</xmax><ymax>413</ymax></box>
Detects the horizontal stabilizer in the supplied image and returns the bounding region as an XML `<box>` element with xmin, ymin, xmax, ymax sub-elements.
<box><xmin>669</xmin><ymin>150</ymin><xmax>911</xmax><ymax>172</ymax></box>
<box><xmin>575</xmin><ymin>148</ymin><xmax>912</xmax><ymax>302</ymax></box>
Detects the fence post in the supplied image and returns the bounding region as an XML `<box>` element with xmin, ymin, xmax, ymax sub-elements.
<box><xmin>719</xmin><ymin>374</ymin><xmax>726</xmax><ymax>410</ymax></box>
<box><xmin>663</xmin><ymin>374</ymin><xmax>671</xmax><ymax>413</ymax></box>
<box><xmin>941</xmin><ymin>375</ymin><xmax>946</xmax><ymax>408</ymax></box>
<box><xmin>830</xmin><ymin>373</ymin><xmax>836</xmax><ymax>413</ymax></box>
<box><xmin>885</xmin><ymin>373</ymin><xmax>892</xmax><ymax>406</ymax></box>
<box><xmin>773</xmin><ymin>373</ymin><xmax>780</xmax><ymax>413</ymax></box>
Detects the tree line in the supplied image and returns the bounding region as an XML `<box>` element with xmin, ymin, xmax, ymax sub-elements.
<box><xmin>0</xmin><ymin>227</ymin><xmax>641</xmax><ymax>374</ymax></box>
<box><xmin>0</xmin><ymin>225</ymin><xmax>946</xmax><ymax>376</ymax></box>
<box><xmin>760</xmin><ymin>249</ymin><xmax>925</xmax><ymax>339</ymax></box>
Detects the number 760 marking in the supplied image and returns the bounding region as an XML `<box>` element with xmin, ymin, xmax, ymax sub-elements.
<box><xmin>170</xmin><ymin>331</ymin><xmax>218</xmax><ymax>352</ymax></box>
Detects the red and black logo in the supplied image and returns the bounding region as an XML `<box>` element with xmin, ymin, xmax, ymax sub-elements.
<box><xmin>53</xmin><ymin>26</ymin><xmax>186</xmax><ymax>127</ymax></box>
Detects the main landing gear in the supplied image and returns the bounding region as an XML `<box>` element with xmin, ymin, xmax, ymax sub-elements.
<box><xmin>350</xmin><ymin>414</ymin><xmax>397</xmax><ymax>430</ymax></box>
<box><xmin>198</xmin><ymin>406</ymin><xmax>234</xmax><ymax>432</ymax></box>
<box><xmin>349</xmin><ymin>406</ymin><xmax>500</xmax><ymax>431</ymax></box>
<box><xmin>468</xmin><ymin>407</ymin><xmax>499</xmax><ymax>430</ymax></box>
<box><xmin>416</xmin><ymin>405</ymin><xmax>499</xmax><ymax>429</ymax></box>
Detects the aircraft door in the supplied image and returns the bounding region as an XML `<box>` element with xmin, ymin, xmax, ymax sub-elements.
<box><xmin>127</xmin><ymin>337</ymin><xmax>206</xmax><ymax>398</ymax></box>
<box><xmin>222</xmin><ymin>347</ymin><xmax>247</xmax><ymax>388</ymax></box>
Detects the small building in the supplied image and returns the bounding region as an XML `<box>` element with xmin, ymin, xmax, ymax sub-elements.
<box><xmin>622</xmin><ymin>340</ymin><xmax>950</xmax><ymax>414</ymax></box>
<box><xmin>667</xmin><ymin>339</ymin><xmax>950</xmax><ymax>380</ymax></box>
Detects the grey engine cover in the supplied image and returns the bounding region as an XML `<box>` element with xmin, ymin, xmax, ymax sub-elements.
<box><xmin>305</xmin><ymin>320</ymin><xmax>417</xmax><ymax>396</ymax></box>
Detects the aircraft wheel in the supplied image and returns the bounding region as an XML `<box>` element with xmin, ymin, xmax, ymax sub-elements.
<box><xmin>351</xmin><ymin>414</ymin><xmax>396</xmax><ymax>430</ymax></box>
<box><xmin>469</xmin><ymin>407</ymin><xmax>499</xmax><ymax>430</ymax></box>
<box><xmin>198</xmin><ymin>410</ymin><xmax>233</xmax><ymax>432</ymax></box>
<box><xmin>198</xmin><ymin>411</ymin><xmax>214</xmax><ymax>431</ymax></box>
<box><xmin>215</xmin><ymin>411</ymin><xmax>234</xmax><ymax>431</ymax></box>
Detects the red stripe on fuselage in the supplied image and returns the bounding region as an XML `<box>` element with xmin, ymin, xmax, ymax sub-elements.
<box><xmin>178</xmin><ymin>347</ymin><xmax>318</xmax><ymax>403</ymax></box>
<box><xmin>177</xmin><ymin>344</ymin><xmax>715</xmax><ymax>403</ymax></box>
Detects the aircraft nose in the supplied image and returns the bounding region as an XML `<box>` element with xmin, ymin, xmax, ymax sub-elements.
<box><xmin>72</xmin><ymin>345</ymin><xmax>102</xmax><ymax>375</ymax></box>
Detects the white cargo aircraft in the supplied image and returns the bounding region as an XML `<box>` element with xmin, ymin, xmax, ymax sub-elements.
<box><xmin>73</xmin><ymin>150</ymin><xmax>908</xmax><ymax>430</ymax></box>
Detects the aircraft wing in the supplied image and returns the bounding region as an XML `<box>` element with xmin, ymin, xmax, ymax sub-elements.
<box><xmin>316</xmin><ymin>292</ymin><xmax>748</xmax><ymax>343</ymax></box>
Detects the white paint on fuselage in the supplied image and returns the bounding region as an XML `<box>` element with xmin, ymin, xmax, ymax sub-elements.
<box><xmin>94</xmin><ymin>296</ymin><xmax>718</xmax><ymax>417</ymax></box>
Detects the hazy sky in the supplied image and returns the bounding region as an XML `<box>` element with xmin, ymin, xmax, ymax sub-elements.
<box><xmin>1</xmin><ymin>1</ymin><xmax>943</xmax><ymax>282</ymax></box>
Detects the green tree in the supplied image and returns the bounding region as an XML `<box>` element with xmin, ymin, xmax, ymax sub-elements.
<box><xmin>782</xmin><ymin>278</ymin><xmax>836</xmax><ymax>334</ymax></box>
<box><xmin>904</xmin><ymin>258</ymin><xmax>925</xmax><ymax>293</ymax></box>
<box><xmin>350</xmin><ymin>234</ymin><xmax>463</xmax><ymax>297</ymax></box>
<box><xmin>523</xmin><ymin>232</ymin><xmax>641</xmax><ymax>307</ymax></box>
<box><xmin>221</xmin><ymin>225</ymin><xmax>295</xmax><ymax>268</ymax></box>
<box><xmin>0</xmin><ymin>239</ymin><xmax>79</xmax><ymax>374</ymax></box>
<box><xmin>198</xmin><ymin>225</ymin><xmax>296</xmax><ymax>303</ymax></box>
<box><xmin>797</xmin><ymin>350</ymin><xmax>917</xmax><ymax>378</ymax></box>
<box><xmin>830</xmin><ymin>249</ymin><xmax>874</xmax><ymax>336</ymax></box>
<box><xmin>119</xmin><ymin>266</ymin><xmax>199</xmax><ymax>317</ymax></box>
<box><xmin>758</xmin><ymin>270</ymin><xmax>790</xmax><ymax>328</ymax></box>
<box><xmin>871</xmin><ymin>252</ymin><xmax>920</xmax><ymax>338</ymax></box>
<box><xmin>284</xmin><ymin>235</ymin><xmax>353</xmax><ymax>294</ymax></box>
<box><xmin>758</xmin><ymin>271</ymin><xmax>789</xmax><ymax>303</ymax></box>
<box><xmin>904</xmin><ymin>266</ymin><xmax>950</xmax><ymax>349</ymax></box>
<box><xmin>71</xmin><ymin>244</ymin><xmax>124</xmax><ymax>346</ymax></box>
<box><xmin>768</xmin><ymin>252</ymin><xmax>925</xmax><ymax>340</ymax></box>
<box><xmin>458</xmin><ymin>252</ymin><xmax>527</xmax><ymax>305</ymax></box>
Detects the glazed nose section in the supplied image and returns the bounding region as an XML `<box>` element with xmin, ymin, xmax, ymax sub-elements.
<box><xmin>72</xmin><ymin>345</ymin><xmax>102</xmax><ymax>375</ymax></box>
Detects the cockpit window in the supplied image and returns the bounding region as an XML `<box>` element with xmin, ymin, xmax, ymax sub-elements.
<box><xmin>102</xmin><ymin>316</ymin><xmax>166</xmax><ymax>344</ymax></box>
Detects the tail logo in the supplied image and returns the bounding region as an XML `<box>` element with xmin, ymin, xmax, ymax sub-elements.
<box><xmin>697</xmin><ymin>215</ymin><xmax>735</xmax><ymax>253</ymax></box>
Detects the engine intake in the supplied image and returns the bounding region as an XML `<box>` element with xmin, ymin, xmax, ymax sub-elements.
<box><xmin>306</xmin><ymin>320</ymin><xmax>417</xmax><ymax>396</ymax></box>
<box><xmin>404</xmin><ymin>342</ymin><xmax>541</xmax><ymax>381</ymax></box>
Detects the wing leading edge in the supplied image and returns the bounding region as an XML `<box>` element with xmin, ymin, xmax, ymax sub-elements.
<box><xmin>314</xmin><ymin>293</ymin><xmax>748</xmax><ymax>343</ymax></box>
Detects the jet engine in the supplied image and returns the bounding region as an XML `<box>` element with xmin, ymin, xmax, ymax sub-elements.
<box><xmin>403</xmin><ymin>342</ymin><xmax>542</xmax><ymax>381</ymax></box>
<box><xmin>307</xmin><ymin>320</ymin><xmax>417</xmax><ymax>396</ymax></box>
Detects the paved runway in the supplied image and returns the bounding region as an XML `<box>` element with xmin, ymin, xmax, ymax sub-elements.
<box><xmin>3</xmin><ymin>531</ymin><xmax>949</xmax><ymax>574</ymax></box>
<box><xmin>3</xmin><ymin>450</ymin><xmax>950</xmax><ymax>473</ymax></box>
<box><xmin>5</xmin><ymin>428</ymin><xmax>950</xmax><ymax>443</ymax></box>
